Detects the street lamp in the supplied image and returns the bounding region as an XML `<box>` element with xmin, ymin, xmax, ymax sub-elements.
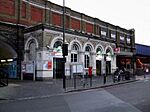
<box><xmin>62</xmin><ymin>0</ymin><xmax>66</xmax><ymax>89</ymax></box>
<box><xmin>103</xmin><ymin>53</ymin><xmax>108</xmax><ymax>84</ymax></box>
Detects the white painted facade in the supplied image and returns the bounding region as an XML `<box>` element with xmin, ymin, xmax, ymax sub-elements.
<box><xmin>24</xmin><ymin>29</ymin><xmax>116</xmax><ymax>80</ymax></box>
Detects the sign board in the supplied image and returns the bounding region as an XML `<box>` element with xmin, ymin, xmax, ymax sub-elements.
<box><xmin>43</xmin><ymin>61</ymin><xmax>52</xmax><ymax>70</ymax></box>
<box><xmin>48</xmin><ymin>61</ymin><xmax>52</xmax><ymax>69</ymax></box>
<box><xmin>21</xmin><ymin>62</ymin><xmax>26</xmax><ymax>72</ymax></box>
<box><xmin>26</xmin><ymin>62</ymin><xmax>34</xmax><ymax>73</ymax></box>
<box><xmin>72</xmin><ymin>64</ymin><xmax>83</xmax><ymax>73</ymax></box>
<box><xmin>114</xmin><ymin>47</ymin><xmax>120</xmax><ymax>53</ymax></box>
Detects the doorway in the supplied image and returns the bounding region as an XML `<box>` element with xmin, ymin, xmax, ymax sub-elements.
<box><xmin>106</xmin><ymin>61</ymin><xmax>111</xmax><ymax>75</ymax></box>
<box><xmin>96</xmin><ymin>60</ymin><xmax>101</xmax><ymax>75</ymax></box>
<box><xmin>53</xmin><ymin>58</ymin><xmax>64</xmax><ymax>78</ymax></box>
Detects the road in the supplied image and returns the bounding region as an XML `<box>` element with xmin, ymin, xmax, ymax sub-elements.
<box><xmin>104</xmin><ymin>79</ymin><xmax>150</xmax><ymax>112</ymax></box>
<box><xmin>0</xmin><ymin>79</ymin><xmax>150</xmax><ymax>112</ymax></box>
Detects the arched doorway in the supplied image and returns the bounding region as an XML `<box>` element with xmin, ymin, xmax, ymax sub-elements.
<box><xmin>106</xmin><ymin>48</ymin><xmax>112</xmax><ymax>75</ymax></box>
<box><xmin>0</xmin><ymin>41</ymin><xmax>17</xmax><ymax>78</ymax></box>
<box><xmin>96</xmin><ymin>47</ymin><xmax>103</xmax><ymax>75</ymax></box>
<box><xmin>24</xmin><ymin>38</ymin><xmax>38</xmax><ymax>80</ymax></box>
<box><xmin>25</xmin><ymin>38</ymin><xmax>37</xmax><ymax>62</ymax></box>
<box><xmin>53</xmin><ymin>40</ymin><xmax>64</xmax><ymax>78</ymax></box>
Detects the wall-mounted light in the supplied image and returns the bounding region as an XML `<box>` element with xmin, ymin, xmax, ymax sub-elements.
<box><xmin>1</xmin><ymin>60</ymin><xmax>6</xmax><ymax>62</ymax></box>
<box><xmin>7</xmin><ymin>59</ymin><xmax>13</xmax><ymax>62</ymax></box>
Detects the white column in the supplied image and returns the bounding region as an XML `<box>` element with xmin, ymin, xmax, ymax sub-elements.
<box><xmin>111</xmin><ymin>55</ymin><xmax>116</xmax><ymax>73</ymax></box>
<box><xmin>102</xmin><ymin>58</ymin><xmax>106</xmax><ymax>75</ymax></box>
<box><xmin>91</xmin><ymin>52</ymin><xmax>96</xmax><ymax>75</ymax></box>
<box><xmin>79</xmin><ymin>51</ymin><xmax>85</xmax><ymax>74</ymax></box>
<box><xmin>79</xmin><ymin>51</ymin><xmax>84</xmax><ymax>64</ymax></box>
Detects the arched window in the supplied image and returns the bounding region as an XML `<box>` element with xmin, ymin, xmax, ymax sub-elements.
<box><xmin>29</xmin><ymin>42</ymin><xmax>36</xmax><ymax>61</ymax></box>
<box><xmin>85</xmin><ymin>45</ymin><xmax>91</xmax><ymax>68</ymax></box>
<box><xmin>53</xmin><ymin>41</ymin><xmax>63</xmax><ymax>56</ymax></box>
<box><xmin>85</xmin><ymin>46</ymin><xmax>91</xmax><ymax>52</ymax></box>
<box><xmin>106</xmin><ymin>49</ymin><xmax>112</xmax><ymax>61</ymax></box>
<box><xmin>72</xmin><ymin>44</ymin><xmax>79</xmax><ymax>51</ymax></box>
<box><xmin>71</xmin><ymin>43</ymin><xmax>79</xmax><ymax>62</ymax></box>
<box><xmin>96</xmin><ymin>47</ymin><xmax>103</xmax><ymax>60</ymax></box>
<box><xmin>54</xmin><ymin>41</ymin><xmax>62</xmax><ymax>48</ymax></box>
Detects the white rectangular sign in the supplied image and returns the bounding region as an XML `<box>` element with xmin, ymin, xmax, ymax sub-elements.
<box><xmin>26</xmin><ymin>62</ymin><xmax>34</xmax><ymax>73</ymax></box>
<box><xmin>72</xmin><ymin>64</ymin><xmax>83</xmax><ymax>73</ymax></box>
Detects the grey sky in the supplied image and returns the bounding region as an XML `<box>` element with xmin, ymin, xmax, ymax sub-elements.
<box><xmin>49</xmin><ymin>0</ymin><xmax>150</xmax><ymax>46</ymax></box>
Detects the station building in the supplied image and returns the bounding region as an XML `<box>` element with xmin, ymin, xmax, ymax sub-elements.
<box><xmin>0</xmin><ymin>0</ymin><xmax>135</xmax><ymax>80</ymax></box>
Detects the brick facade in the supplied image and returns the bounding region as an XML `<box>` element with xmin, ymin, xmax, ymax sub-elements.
<box><xmin>31</xmin><ymin>6</ymin><xmax>43</xmax><ymax>23</ymax></box>
<box><xmin>52</xmin><ymin>12</ymin><xmax>62</xmax><ymax>26</ymax></box>
<box><xmin>86</xmin><ymin>23</ymin><xmax>93</xmax><ymax>33</ymax></box>
<box><xmin>0</xmin><ymin>0</ymin><xmax>135</xmax><ymax>52</ymax></box>
<box><xmin>0</xmin><ymin>0</ymin><xmax>15</xmax><ymax>16</ymax></box>
<box><xmin>71</xmin><ymin>18</ymin><xmax>81</xmax><ymax>31</ymax></box>
<box><xmin>21</xmin><ymin>2</ymin><xmax>26</xmax><ymax>18</ymax></box>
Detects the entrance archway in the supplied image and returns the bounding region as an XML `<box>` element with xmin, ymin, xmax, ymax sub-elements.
<box><xmin>105</xmin><ymin>48</ymin><xmax>113</xmax><ymax>75</ymax></box>
<box><xmin>0</xmin><ymin>41</ymin><xmax>17</xmax><ymax>78</ymax></box>
<box><xmin>96</xmin><ymin>47</ymin><xmax>103</xmax><ymax>75</ymax></box>
<box><xmin>53</xmin><ymin>40</ymin><xmax>64</xmax><ymax>78</ymax></box>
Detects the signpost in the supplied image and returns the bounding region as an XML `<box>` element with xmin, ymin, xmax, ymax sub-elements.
<box><xmin>22</xmin><ymin>61</ymin><xmax>36</xmax><ymax>81</ymax></box>
<box><xmin>72</xmin><ymin>64</ymin><xmax>83</xmax><ymax>89</ymax></box>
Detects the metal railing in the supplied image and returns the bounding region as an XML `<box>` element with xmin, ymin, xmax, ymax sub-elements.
<box><xmin>65</xmin><ymin>73</ymin><xmax>135</xmax><ymax>91</ymax></box>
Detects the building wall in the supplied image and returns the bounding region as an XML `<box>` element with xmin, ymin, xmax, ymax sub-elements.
<box><xmin>0</xmin><ymin>0</ymin><xmax>135</xmax><ymax>80</ymax></box>
<box><xmin>0</xmin><ymin>0</ymin><xmax>135</xmax><ymax>53</ymax></box>
<box><xmin>24</xmin><ymin>28</ymin><xmax>116</xmax><ymax>79</ymax></box>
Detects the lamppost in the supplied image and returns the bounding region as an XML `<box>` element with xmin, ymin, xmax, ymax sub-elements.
<box><xmin>62</xmin><ymin>0</ymin><xmax>66</xmax><ymax>89</ymax></box>
<box><xmin>103</xmin><ymin>53</ymin><xmax>107</xmax><ymax>84</ymax></box>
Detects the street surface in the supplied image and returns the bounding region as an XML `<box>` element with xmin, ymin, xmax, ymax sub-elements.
<box><xmin>0</xmin><ymin>78</ymin><xmax>150</xmax><ymax>112</ymax></box>
<box><xmin>105</xmin><ymin>79</ymin><xmax>150</xmax><ymax>112</ymax></box>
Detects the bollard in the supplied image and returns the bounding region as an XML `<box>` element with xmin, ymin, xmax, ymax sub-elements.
<box><xmin>104</xmin><ymin>75</ymin><xmax>106</xmax><ymax>84</ymax></box>
<box><xmin>74</xmin><ymin>74</ymin><xmax>76</xmax><ymax>89</ymax></box>
<box><xmin>90</xmin><ymin>75</ymin><xmax>92</xmax><ymax>87</ymax></box>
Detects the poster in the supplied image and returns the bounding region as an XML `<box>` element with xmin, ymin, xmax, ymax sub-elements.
<box><xmin>72</xmin><ymin>65</ymin><xmax>77</xmax><ymax>73</ymax></box>
<box><xmin>72</xmin><ymin>64</ymin><xmax>83</xmax><ymax>73</ymax></box>
<box><xmin>26</xmin><ymin>62</ymin><xmax>34</xmax><ymax>73</ymax></box>
<box><xmin>77</xmin><ymin>64</ymin><xmax>83</xmax><ymax>73</ymax></box>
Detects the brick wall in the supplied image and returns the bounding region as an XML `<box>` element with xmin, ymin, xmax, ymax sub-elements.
<box><xmin>65</xmin><ymin>15</ymin><xmax>70</xmax><ymax>29</ymax></box>
<box><xmin>0</xmin><ymin>0</ymin><xmax>134</xmax><ymax>46</ymax></box>
<box><xmin>71</xmin><ymin>18</ymin><xmax>81</xmax><ymax>30</ymax></box>
<box><xmin>86</xmin><ymin>23</ymin><xmax>93</xmax><ymax>33</ymax></box>
<box><xmin>31</xmin><ymin>6</ymin><xmax>43</xmax><ymax>23</ymax></box>
<box><xmin>21</xmin><ymin>2</ymin><xmax>26</xmax><ymax>18</ymax></box>
<box><xmin>0</xmin><ymin>0</ymin><xmax>15</xmax><ymax>16</ymax></box>
<box><xmin>52</xmin><ymin>12</ymin><xmax>62</xmax><ymax>26</ymax></box>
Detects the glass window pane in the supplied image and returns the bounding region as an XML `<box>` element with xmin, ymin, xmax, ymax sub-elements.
<box><xmin>74</xmin><ymin>54</ymin><xmax>77</xmax><ymax>59</ymax></box>
<box><xmin>85</xmin><ymin>55</ymin><xmax>87</xmax><ymax>68</ymax></box>
<box><xmin>71</xmin><ymin>54</ymin><xmax>73</xmax><ymax>62</ymax></box>
<box><xmin>85</xmin><ymin>46</ymin><xmax>91</xmax><ymax>52</ymax></box>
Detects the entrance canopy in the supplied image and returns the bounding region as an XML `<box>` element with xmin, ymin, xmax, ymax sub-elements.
<box><xmin>136</xmin><ymin>44</ymin><xmax>150</xmax><ymax>56</ymax></box>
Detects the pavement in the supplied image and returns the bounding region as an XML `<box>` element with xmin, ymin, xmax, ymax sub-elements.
<box><xmin>0</xmin><ymin>80</ymin><xmax>64</xmax><ymax>101</ymax></box>
<box><xmin>0</xmin><ymin>74</ymin><xmax>150</xmax><ymax>101</ymax></box>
